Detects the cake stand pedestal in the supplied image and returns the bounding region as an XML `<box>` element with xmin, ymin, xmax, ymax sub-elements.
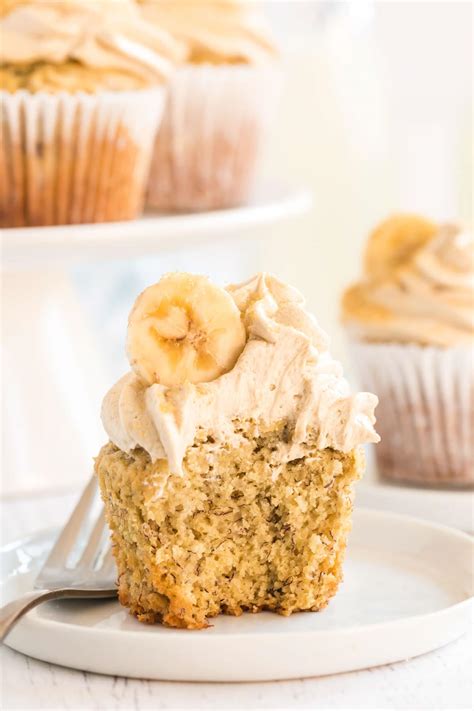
<box><xmin>1</xmin><ymin>185</ymin><xmax>311</xmax><ymax>495</ymax></box>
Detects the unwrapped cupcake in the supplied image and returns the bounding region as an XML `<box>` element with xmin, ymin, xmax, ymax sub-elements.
<box><xmin>96</xmin><ymin>272</ymin><xmax>379</xmax><ymax>628</ymax></box>
<box><xmin>0</xmin><ymin>0</ymin><xmax>183</xmax><ymax>226</ymax></box>
<box><xmin>341</xmin><ymin>214</ymin><xmax>474</xmax><ymax>488</ymax></box>
<box><xmin>138</xmin><ymin>0</ymin><xmax>279</xmax><ymax>211</ymax></box>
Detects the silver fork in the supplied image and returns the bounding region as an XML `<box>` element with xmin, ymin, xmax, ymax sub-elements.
<box><xmin>0</xmin><ymin>476</ymin><xmax>117</xmax><ymax>641</ymax></box>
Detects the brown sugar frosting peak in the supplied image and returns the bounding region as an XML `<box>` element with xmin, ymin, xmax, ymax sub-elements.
<box><xmin>342</xmin><ymin>216</ymin><xmax>474</xmax><ymax>347</ymax></box>
<box><xmin>138</xmin><ymin>0</ymin><xmax>277</xmax><ymax>64</ymax></box>
<box><xmin>0</xmin><ymin>0</ymin><xmax>184</xmax><ymax>91</ymax></box>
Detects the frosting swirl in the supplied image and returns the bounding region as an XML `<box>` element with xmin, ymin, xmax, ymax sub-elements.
<box><xmin>342</xmin><ymin>220</ymin><xmax>474</xmax><ymax>346</ymax></box>
<box><xmin>0</xmin><ymin>0</ymin><xmax>184</xmax><ymax>90</ymax></box>
<box><xmin>102</xmin><ymin>273</ymin><xmax>379</xmax><ymax>474</ymax></box>
<box><xmin>138</xmin><ymin>0</ymin><xmax>277</xmax><ymax>64</ymax></box>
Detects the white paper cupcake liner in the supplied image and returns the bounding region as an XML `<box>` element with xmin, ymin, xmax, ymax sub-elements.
<box><xmin>146</xmin><ymin>64</ymin><xmax>280</xmax><ymax>211</ymax></box>
<box><xmin>350</xmin><ymin>341</ymin><xmax>474</xmax><ymax>487</ymax></box>
<box><xmin>0</xmin><ymin>87</ymin><xmax>166</xmax><ymax>227</ymax></box>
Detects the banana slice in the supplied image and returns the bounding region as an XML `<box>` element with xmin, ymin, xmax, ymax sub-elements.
<box><xmin>127</xmin><ymin>273</ymin><xmax>247</xmax><ymax>386</ymax></box>
<box><xmin>364</xmin><ymin>214</ymin><xmax>437</xmax><ymax>280</ymax></box>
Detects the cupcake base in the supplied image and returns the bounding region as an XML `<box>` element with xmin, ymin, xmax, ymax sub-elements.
<box><xmin>1</xmin><ymin>88</ymin><xmax>165</xmax><ymax>227</ymax></box>
<box><xmin>96</xmin><ymin>422</ymin><xmax>363</xmax><ymax>630</ymax></box>
<box><xmin>351</xmin><ymin>341</ymin><xmax>474</xmax><ymax>488</ymax></box>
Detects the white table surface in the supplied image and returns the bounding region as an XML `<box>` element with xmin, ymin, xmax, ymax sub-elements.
<box><xmin>1</xmin><ymin>489</ymin><xmax>472</xmax><ymax>711</ymax></box>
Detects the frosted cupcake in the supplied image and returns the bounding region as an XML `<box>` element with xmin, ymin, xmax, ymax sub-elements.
<box><xmin>0</xmin><ymin>0</ymin><xmax>183</xmax><ymax>226</ymax></box>
<box><xmin>96</xmin><ymin>272</ymin><xmax>379</xmax><ymax>629</ymax></box>
<box><xmin>342</xmin><ymin>215</ymin><xmax>474</xmax><ymax>488</ymax></box>
<box><xmin>138</xmin><ymin>0</ymin><xmax>279</xmax><ymax>211</ymax></box>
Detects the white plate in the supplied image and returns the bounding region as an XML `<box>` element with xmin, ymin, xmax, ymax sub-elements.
<box><xmin>1</xmin><ymin>509</ymin><xmax>472</xmax><ymax>682</ymax></box>
<box><xmin>1</xmin><ymin>184</ymin><xmax>311</xmax><ymax>267</ymax></box>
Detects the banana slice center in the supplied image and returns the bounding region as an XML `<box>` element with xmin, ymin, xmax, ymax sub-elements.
<box><xmin>150</xmin><ymin>301</ymin><xmax>218</xmax><ymax>370</ymax></box>
<box><xmin>127</xmin><ymin>273</ymin><xmax>247</xmax><ymax>386</ymax></box>
<box><xmin>152</xmin><ymin>303</ymin><xmax>189</xmax><ymax>340</ymax></box>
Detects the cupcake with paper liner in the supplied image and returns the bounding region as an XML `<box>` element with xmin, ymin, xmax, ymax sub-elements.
<box><xmin>95</xmin><ymin>272</ymin><xmax>379</xmax><ymax>629</ymax></box>
<box><xmin>0</xmin><ymin>0</ymin><xmax>184</xmax><ymax>227</ymax></box>
<box><xmin>342</xmin><ymin>214</ymin><xmax>474</xmax><ymax>488</ymax></box>
<box><xmin>138</xmin><ymin>0</ymin><xmax>279</xmax><ymax>211</ymax></box>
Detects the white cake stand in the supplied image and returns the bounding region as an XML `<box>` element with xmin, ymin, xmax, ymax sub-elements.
<box><xmin>1</xmin><ymin>185</ymin><xmax>311</xmax><ymax>496</ymax></box>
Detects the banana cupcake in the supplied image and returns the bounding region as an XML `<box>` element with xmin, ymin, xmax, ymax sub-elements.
<box><xmin>0</xmin><ymin>0</ymin><xmax>183</xmax><ymax>226</ymax></box>
<box><xmin>342</xmin><ymin>215</ymin><xmax>474</xmax><ymax>488</ymax></box>
<box><xmin>95</xmin><ymin>272</ymin><xmax>379</xmax><ymax>629</ymax></box>
<box><xmin>138</xmin><ymin>0</ymin><xmax>279</xmax><ymax>211</ymax></box>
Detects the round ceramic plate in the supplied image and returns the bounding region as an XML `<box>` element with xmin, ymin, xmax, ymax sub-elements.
<box><xmin>1</xmin><ymin>509</ymin><xmax>472</xmax><ymax>682</ymax></box>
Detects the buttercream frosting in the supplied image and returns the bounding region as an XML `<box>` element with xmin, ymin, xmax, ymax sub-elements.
<box><xmin>342</xmin><ymin>222</ymin><xmax>474</xmax><ymax>347</ymax></box>
<box><xmin>0</xmin><ymin>0</ymin><xmax>184</xmax><ymax>89</ymax></box>
<box><xmin>102</xmin><ymin>273</ymin><xmax>379</xmax><ymax>475</ymax></box>
<box><xmin>139</xmin><ymin>0</ymin><xmax>277</xmax><ymax>64</ymax></box>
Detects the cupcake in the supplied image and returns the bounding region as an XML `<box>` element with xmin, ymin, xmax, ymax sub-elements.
<box><xmin>342</xmin><ymin>214</ymin><xmax>474</xmax><ymax>488</ymax></box>
<box><xmin>96</xmin><ymin>272</ymin><xmax>379</xmax><ymax>629</ymax></box>
<box><xmin>0</xmin><ymin>0</ymin><xmax>183</xmax><ymax>226</ymax></box>
<box><xmin>138</xmin><ymin>0</ymin><xmax>279</xmax><ymax>211</ymax></box>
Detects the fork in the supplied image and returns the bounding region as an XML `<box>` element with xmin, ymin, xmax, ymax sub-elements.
<box><xmin>0</xmin><ymin>476</ymin><xmax>117</xmax><ymax>641</ymax></box>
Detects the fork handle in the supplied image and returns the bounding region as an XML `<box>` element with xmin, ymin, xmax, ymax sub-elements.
<box><xmin>0</xmin><ymin>589</ymin><xmax>61</xmax><ymax>642</ymax></box>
